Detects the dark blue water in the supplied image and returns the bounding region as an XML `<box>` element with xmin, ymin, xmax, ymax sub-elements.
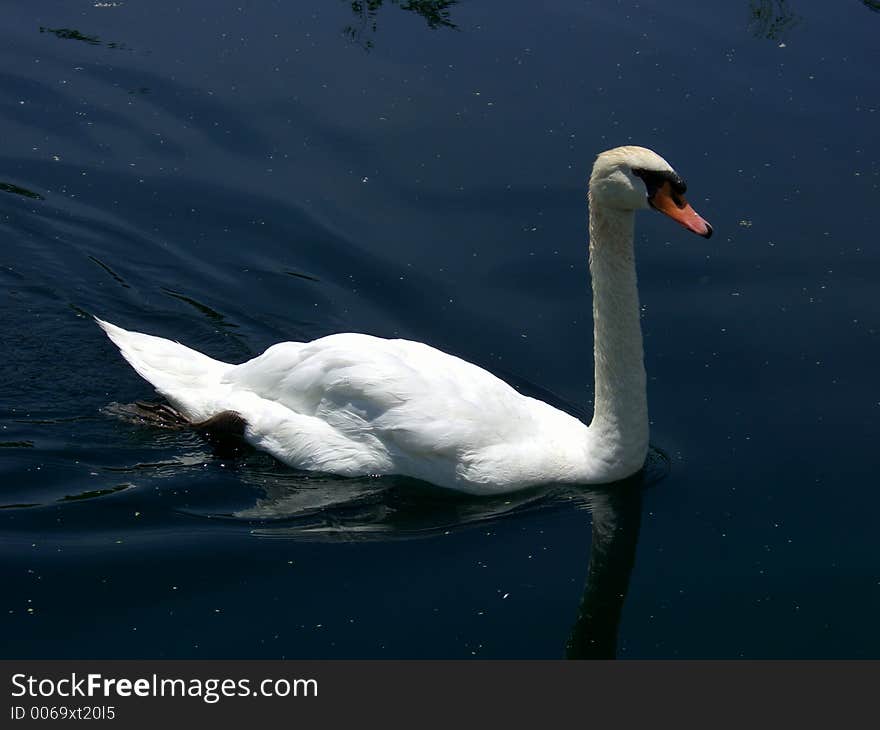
<box><xmin>2</xmin><ymin>0</ymin><xmax>878</xmax><ymax>658</ymax></box>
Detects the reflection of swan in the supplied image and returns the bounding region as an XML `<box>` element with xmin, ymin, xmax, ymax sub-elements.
<box><xmin>566</xmin><ymin>483</ymin><xmax>643</xmax><ymax>659</ymax></box>
<box><xmin>230</xmin><ymin>475</ymin><xmax>563</xmax><ymax>539</ymax></box>
<box><xmin>199</xmin><ymin>465</ymin><xmax>649</xmax><ymax>658</ymax></box>
<box><xmin>97</xmin><ymin>146</ymin><xmax>711</xmax><ymax>495</ymax></box>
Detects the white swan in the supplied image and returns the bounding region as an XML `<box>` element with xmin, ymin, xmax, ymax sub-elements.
<box><xmin>97</xmin><ymin>146</ymin><xmax>711</xmax><ymax>495</ymax></box>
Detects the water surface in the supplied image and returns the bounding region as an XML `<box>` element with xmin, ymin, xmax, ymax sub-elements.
<box><xmin>1</xmin><ymin>0</ymin><xmax>878</xmax><ymax>658</ymax></box>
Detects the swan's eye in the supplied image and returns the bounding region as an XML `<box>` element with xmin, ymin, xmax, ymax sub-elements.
<box><xmin>632</xmin><ymin>168</ymin><xmax>687</xmax><ymax>198</ymax></box>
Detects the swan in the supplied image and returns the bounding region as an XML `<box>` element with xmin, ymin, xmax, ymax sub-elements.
<box><xmin>97</xmin><ymin>146</ymin><xmax>711</xmax><ymax>495</ymax></box>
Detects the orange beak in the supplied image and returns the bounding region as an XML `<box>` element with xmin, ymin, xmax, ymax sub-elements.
<box><xmin>650</xmin><ymin>181</ymin><xmax>713</xmax><ymax>238</ymax></box>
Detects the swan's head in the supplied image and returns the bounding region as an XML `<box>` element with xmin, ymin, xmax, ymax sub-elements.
<box><xmin>590</xmin><ymin>146</ymin><xmax>713</xmax><ymax>238</ymax></box>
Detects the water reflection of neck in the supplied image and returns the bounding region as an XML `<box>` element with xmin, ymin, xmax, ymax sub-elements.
<box><xmin>566</xmin><ymin>484</ymin><xmax>643</xmax><ymax>659</ymax></box>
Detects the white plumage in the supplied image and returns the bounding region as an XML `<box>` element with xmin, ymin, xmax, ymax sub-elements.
<box><xmin>97</xmin><ymin>146</ymin><xmax>711</xmax><ymax>495</ymax></box>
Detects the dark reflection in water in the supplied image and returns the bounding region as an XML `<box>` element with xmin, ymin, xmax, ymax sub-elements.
<box><xmin>344</xmin><ymin>0</ymin><xmax>459</xmax><ymax>49</ymax></box>
<box><xmin>38</xmin><ymin>26</ymin><xmax>129</xmax><ymax>50</ymax></box>
<box><xmin>748</xmin><ymin>0</ymin><xmax>800</xmax><ymax>40</ymax></box>
<box><xmin>160</xmin><ymin>289</ymin><xmax>240</xmax><ymax>329</ymax></box>
<box><xmin>39</xmin><ymin>27</ymin><xmax>101</xmax><ymax>45</ymax></box>
<box><xmin>215</xmin><ymin>464</ymin><xmax>652</xmax><ymax>657</ymax></box>
<box><xmin>748</xmin><ymin>0</ymin><xmax>878</xmax><ymax>39</ymax></box>
<box><xmin>566</xmin><ymin>484</ymin><xmax>642</xmax><ymax>659</ymax></box>
<box><xmin>228</xmin><ymin>464</ymin><xmax>652</xmax><ymax>657</ymax></box>
<box><xmin>0</xmin><ymin>182</ymin><xmax>43</xmax><ymax>200</ymax></box>
<box><xmin>88</xmin><ymin>256</ymin><xmax>130</xmax><ymax>289</ymax></box>
<box><xmin>60</xmin><ymin>483</ymin><xmax>133</xmax><ymax>502</ymax></box>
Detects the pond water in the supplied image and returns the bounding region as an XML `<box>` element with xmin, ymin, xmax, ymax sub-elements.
<box><xmin>1</xmin><ymin>0</ymin><xmax>877</xmax><ymax>658</ymax></box>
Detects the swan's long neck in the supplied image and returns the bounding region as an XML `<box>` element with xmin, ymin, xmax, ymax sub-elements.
<box><xmin>587</xmin><ymin>197</ymin><xmax>649</xmax><ymax>478</ymax></box>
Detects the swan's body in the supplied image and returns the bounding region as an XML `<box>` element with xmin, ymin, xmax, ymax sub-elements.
<box><xmin>97</xmin><ymin>146</ymin><xmax>711</xmax><ymax>495</ymax></box>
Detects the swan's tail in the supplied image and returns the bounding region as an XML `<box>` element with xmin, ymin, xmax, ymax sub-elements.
<box><xmin>95</xmin><ymin>317</ymin><xmax>233</xmax><ymax>422</ymax></box>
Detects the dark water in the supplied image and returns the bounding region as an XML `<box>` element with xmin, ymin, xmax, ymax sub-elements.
<box><xmin>1</xmin><ymin>0</ymin><xmax>878</xmax><ymax>658</ymax></box>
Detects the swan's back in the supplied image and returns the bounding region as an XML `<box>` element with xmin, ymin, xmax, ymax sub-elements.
<box><xmin>226</xmin><ymin>333</ymin><xmax>568</xmax><ymax>458</ymax></box>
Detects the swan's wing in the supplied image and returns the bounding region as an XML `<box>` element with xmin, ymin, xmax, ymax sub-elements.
<box><xmin>223</xmin><ymin>333</ymin><xmax>539</xmax><ymax>456</ymax></box>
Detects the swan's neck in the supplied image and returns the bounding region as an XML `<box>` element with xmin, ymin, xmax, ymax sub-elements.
<box><xmin>587</xmin><ymin>198</ymin><xmax>649</xmax><ymax>478</ymax></box>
